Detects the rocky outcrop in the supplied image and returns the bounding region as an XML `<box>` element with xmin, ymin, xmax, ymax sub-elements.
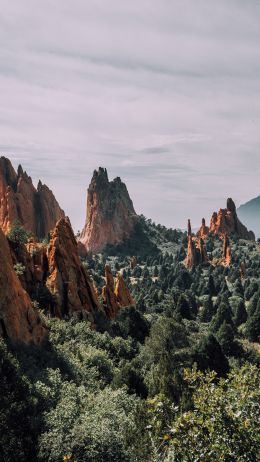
<box><xmin>115</xmin><ymin>273</ymin><xmax>136</xmax><ymax>307</ymax></box>
<box><xmin>222</xmin><ymin>234</ymin><xmax>231</xmax><ymax>266</ymax></box>
<box><xmin>46</xmin><ymin>218</ymin><xmax>99</xmax><ymax>318</ymax></box>
<box><xmin>79</xmin><ymin>168</ymin><xmax>137</xmax><ymax>254</ymax></box>
<box><xmin>102</xmin><ymin>265</ymin><xmax>119</xmax><ymax>318</ymax></box>
<box><xmin>209</xmin><ymin>198</ymin><xmax>255</xmax><ymax>240</ymax></box>
<box><xmin>0</xmin><ymin>156</ymin><xmax>65</xmax><ymax>238</ymax></box>
<box><xmin>197</xmin><ymin>218</ymin><xmax>209</xmax><ymax>239</ymax></box>
<box><xmin>102</xmin><ymin>265</ymin><xmax>135</xmax><ymax>318</ymax></box>
<box><xmin>240</xmin><ymin>261</ymin><xmax>246</xmax><ymax>279</ymax></box>
<box><xmin>186</xmin><ymin>221</ymin><xmax>208</xmax><ymax>268</ymax></box>
<box><xmin>0</xmin><ymin>228</ymin><xmax>47</xmax><ymax>344</ymax></box>
<box><xmin>8</xmin><ymin>218</ymin><xmax>100</xmax><ymax>320</ymax></box>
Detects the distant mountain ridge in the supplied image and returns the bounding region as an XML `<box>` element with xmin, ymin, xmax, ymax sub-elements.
<box><xmin>238</xmin><ymin>196</ymin><xmax>260</xmax><ymax>238</ymax></box>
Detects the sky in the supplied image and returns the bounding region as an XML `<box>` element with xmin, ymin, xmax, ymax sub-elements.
<box><xmin>0</xmin><ymin>0</ymin><xmax>260</xmax><ymax>232</ymax></box>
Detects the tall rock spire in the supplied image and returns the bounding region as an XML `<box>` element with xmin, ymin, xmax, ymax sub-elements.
<box><xmin>78</xmin><ymin>167</ymin><xmax>137</xmax><ymax>254</ymax></box>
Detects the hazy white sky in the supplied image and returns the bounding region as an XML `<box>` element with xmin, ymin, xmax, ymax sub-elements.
<box><xmin>0</xmin><ymin>0</ymin><xmax>260</xmax><ymax>231</ymax></box>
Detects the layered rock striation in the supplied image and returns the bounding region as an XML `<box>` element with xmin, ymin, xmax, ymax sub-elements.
<box><xmin>79</xmin><ymin>168</ymin><xmax>137</xmax><ymax>254</ymax></box>
<box><xmin>0</xmin><ymin>156</ymin><xmax>65</xmax><ymax>238</ymax></box>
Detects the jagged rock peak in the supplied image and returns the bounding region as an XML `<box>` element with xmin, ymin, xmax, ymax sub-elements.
<box><xmin>209</xmin><ymin>197</ymin><xmax>255</xmax><ymax>241</ymax></box>
<box><xmin>46</xmin><ymin>218</ymin><xmax>99</xmax><ymax>319</ymax></box>
<box><xmin>102</xmin><ymin>265</ymin><xmax>119</xmax><ymax>318</ymax></box>
<box><xmin>0</xmin><ymin>156</ymin><xmax>65</xmax><ymax>238</ymax></box>
<box><xmin>79</xmin><ymin>167</ymin><xmax>137</xmax><ymax>254</ymax></box>
<box><xmin>115</xmin><ymin>272</ymin><xmax>136</xmax><ymax>307</ymax></box>
<box><xmin>197</xmin><ymin>217</ymin><xmax>209</xmax><ymax>239</ymax></box>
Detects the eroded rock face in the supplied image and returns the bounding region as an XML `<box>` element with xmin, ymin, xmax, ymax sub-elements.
<box><xmin>115</xmin><ymin>273</ymin><xmax>136</xmax><ymax>307</ymax></box>
<box><xmin>197</xmin><ymin>218</ymin><xmax>209</xmax><ymax>239</ymax></box>
<box><xmin>46</xmin><ymin>218</ymin><xmax>99</xmax><ymax>318</ymax></box>
<box><xmin>186</xmin><ymin>221</ymin><xmax>208</xmax><ymax>268</ymax></box>
<box><xmin>101</xmin><ymin>265</ymin><xmax>135</xmax><ymax>318</ymax></box>
<box><xmin>79</xmin><ymin>168</ymin><xmax>137</xmax><ymax>254</ymax></box>
<box><xmin>0</xmin><ymin>228</ymin><xmax>47</xmax><ymax>344</ymax></box>
<box><xmin>222</xmin><ymin>234</ymin><xmax>231</xmax><ymax>266</ymax></box>
<box><xmin>209</xmin><ymin>198</ymin><xmax>255</xmax><ymax>240</ymax></box>
<box><xmin>102</xmin><ymin>265</ymin><xmax>119</xmax><ymax>319</ymax></box>
<box><xmin>0</xmin><ymin>156</ymin><xmax>65</xmax><ymax>238</ymax></box>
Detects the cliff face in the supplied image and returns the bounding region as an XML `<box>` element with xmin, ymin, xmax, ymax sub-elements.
<box><xmin>79</xmin><ymin>168</ymin><xmax>137</xmax><ymax>254</ymax></box>
<box><xmin>209</xmin><ymin>198</ymin><xmax>255</xmax><ymax>240</ymax></box>
<box><xmin>9</xmin><ymin>218</ymin><xmax>99</xmax><ymax>321</ymax></box>
<box><xmin>0</xmin><ymin>156</ymin><xmax>65</xmax><ymax>238</ymax></box>
<box><xmin>115</xmin><ymin>273</ymin><xmax>136</xmax><ymax>307</ymax></box>
<box><xmin>0</xmin><ymin>228</ymin><xmax>47</xmax><ymax>344</ymax></box>
<box><xmin>46</xmin><ymin>218</ymin><xmax>99</xmax><ymax>319</ymax></box>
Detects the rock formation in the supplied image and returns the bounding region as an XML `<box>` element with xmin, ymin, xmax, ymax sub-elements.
<box><xmin>222</xmin><ymin>234</ymin><xmax>231</xmax><ymax>266</ymax></box>
<box><xmin>46</xmin><ymin>218</ymin><xmax>99</xmax><ymax>318</ymax></box>
<box><xmin>209</xmin><ymin>198</ymin><xmax>255</xmax><ymax>240</ymax></box>
<box><xmin>78</xmin><ymin>167</ymin><xmax>137</xmax><ymax>255</ymax></box>
<box><xmin>102</xmin><ymin>264</ymin><xmax>120</xmax><ymax>318</ymax></box>
<box><xmin>197</xmin><ymin>218</ymin><xmax>209</xmax><ymax>239</ymax></box>
<box><xmin>240</xmin><ymin>261</ymin><xmax>246</xmax><ymax>279</ymax></box>
<box><xmin>115</xmin><ymin>272</ymin><xmax>136</xmax><ymax>307</ymax></box>
<box><xmin>102</xmin><ymin>265</ymin><xmax>135</xmax><ymax>318</ymax></box>
<box><xmin>186</xmin><ymin>221</ymin><xmax>208</xmax><ymax>268</ymax></box>
<box><xmin>0</xmin><ymin>156</ymin><xmax>65</xmax><ymax>238</ymax></box>
<box><xmin>0</xmin><ymin>227</ymin><xmax>47</xmax><ymax>344</ymax></box>
<box><xmin>8</xmin><ymin>218</ymin><xmax>99</xmax><ymax>320</ymax></box>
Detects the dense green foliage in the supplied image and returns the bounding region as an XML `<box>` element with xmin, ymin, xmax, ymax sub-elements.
<box><xmin>7</xmin><ymin>220</ymin><xmax>31</xmax><ymax>244</ymax></box>
<box><xmin>1</xmin><ymin>221</ymin><xmax>260</xmax><ymax>461</ymax></box>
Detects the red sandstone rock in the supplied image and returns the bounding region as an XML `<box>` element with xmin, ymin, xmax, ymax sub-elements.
<box><xmin>0</xmin><ymin>156</ymin><xmax>65</xmax><ymax>238</ymax></box>
<box><xmin>102</xmin><ymin>264</ymin><xmax>119</xmax><ymax>318</ymax></box>
<box><xmin>115</xmin><ymin>272</ymin><xmax>136</xmax><ymax>307</ymax></box>
<box><xmin>222</xmin><ymin>234</ymin><xmax>231</xmax><ymax>266</ymax></box>
<box><xmin>46</xmin><ymin>218</ymin><xmax>99</xmax><ymax>318</ymax></box>
<box><xmin>0</xmin><ymin>227</ymin><xmax>47</xmax><ymax>344</ymax></box>
<box><xmin>197</xmin><ymin>218</ymin><xmax>209</xmax><ymax>239</ymax></box>
<box><xmin>186</xmin><ymin>220</ymin><xmax>208</xmax><ymax>268</ymax></box>
<box><xmin>79</xmin><ymin>168</ymin><xmax>137</xmax><ymax>254</ymax></box>
<box><xmin>209</xmin><ymin>198</ymin><xmax>255</xmax><ymax>240</ymax></box>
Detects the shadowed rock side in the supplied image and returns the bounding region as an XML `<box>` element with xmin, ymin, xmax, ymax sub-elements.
<box><xmin>102</xmin><ymin>265</ymin><xmax>120</xmax><ymax>318</ymax></box>
<box><xmin>186</xmin><ymin>220</ymin><xmax>208</xmax><ymax>268</ymax></box>
<box><xmin>115</xmin><ymin>273</ymin><xmax>136</xmax><ymax>307</ymax></box>
<box><xmin>197</xmin><ymin>218</ymin><xmax>209</xmax><ymax>239</ymax></box>
<box><xmin>8</xmin><ymin>218</ymin><xmax>99</xmax><ymax>320</ymax></box>
<box><xmin>79</xmin><ymin>167</ymin><xmax>137</xmax><ymax>255</ymax></box>
<box><xmin>0</xmin><ymin>228</ymin><xmax>47</xmax><ymax>344</ymax></box>
<box><xmin>0</xmin><ymin>156</ymin><xmax>65</xmax><ymax>238</ymax></box>
<box><xmin>46</xmin><ymin>218</ymin><xmax>99</xmax><ymax>319</ymax></box>
<box><xmin>102</xmin><ymin>265</ymin><xmax>135</xmax><ymax>318</ymax></box>
<box><xmin>223</xmin><ymin>234</ymin><xmax>232</xmax><ymax>266</ymax></box>
<box><xmin>209</xmin><ymin>198</ymin><xmax>255</xmax><ymax>240</ymax></box>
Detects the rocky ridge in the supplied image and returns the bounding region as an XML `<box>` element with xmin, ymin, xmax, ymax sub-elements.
<box><xmin>0</xmin><ymin>156</ymin><xmax>65</xmax><ymax>238</ymax></box>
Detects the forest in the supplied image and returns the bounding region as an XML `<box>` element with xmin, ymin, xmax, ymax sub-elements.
<box><xmin>1</xmin><ymin>217</ymin><xmax>260</xmax><ymax>462</ymax></box>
